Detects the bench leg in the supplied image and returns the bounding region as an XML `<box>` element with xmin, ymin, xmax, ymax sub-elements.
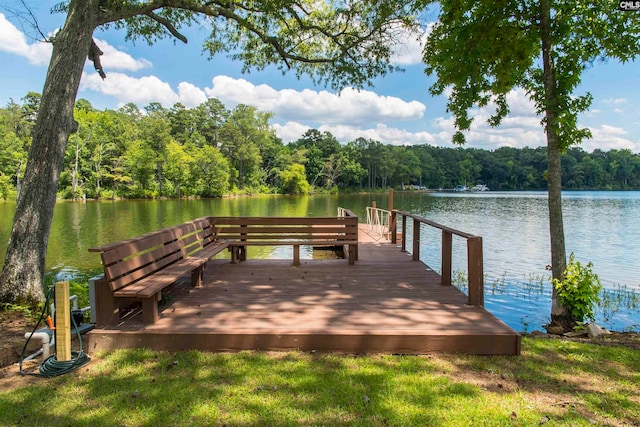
<box><xmin>94</xmin><ymin>277</ymin><xmax>120</xmax><ymax>327</ymax></box>
<box><xmin>293</xmin><ymin>244</ymin><xmax>300</xmax><ymax>266</ymax></box>
<box><xmin>142</xmin><ymin>296</ymin><xmax>159</xmax><ymax>325</ymax></box>
<box><xmin>349</xmin><ymin>244</ymin><xmax>356</xmax><ymax>265</ymax></box>
<box><xmin>230</xmin><ymin>246</ymin><xmax>246</xmax><ymax>263</ymax></box>
<box><xmin>191</xmin><ymin>264</ymin><xmax>204</xmax><ymax>288</ymax></box>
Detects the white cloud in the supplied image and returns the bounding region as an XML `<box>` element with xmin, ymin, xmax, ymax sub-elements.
<box><xmin>273</xmin><ymin>121</ymin><xmax>436</xmax><ymax>146</ymax></box>
<box><xmin>324</xmin><ymin>123</ymin><xmax>436</xmax><ymax>146</ymax></box>
<box><xmin>0</xmin><ymin>13</ymin><xmax>52</xmax><ymax>65</ymax></box>
<box><xmin>80</xmin><ymin>72</ymin><xmax>207</xmax><ymax>108</ymax></box>
<box><xmin>272</xmin><ymin>121</ymin><xmax>312</xmax><ymax>143</ymax></box>
<box><xmin>81</xmin><ymin>72</ymin><xmax>174</xmax><ymax>106</ymax></box>
<box><xmin>582</xmin><ymin>125</ymin><xmax>637</xmax><ymax>152</ymax></box>
<box><xmin>432</xmin><ymin>89</ymin><xmax>546</xmax><ymax>150</ymax></box>
<box><xmin>176</xmin><ymin>82</ymin><xmax>207</xmax><ymax>107</ymax></box>
<box><xmin>603</xmin><ymin>98</ymin><xmax>628</xmax><ymax>105</ymax></box>
<box><xmin>390</xmin><ymin>22</ymin><xmax>433</xmax><ymax>66</ymax></box>
<box><xmin>205</xmin><ymin>75</ymin><xmax>425</xmax><ymax>125</ymax></box>
<box><xmin>580</xmin><ymin>125</ymin><xmax>640</xmax><ymax>153</ymax></box>
<box><xmin>0</xmin><ymin>16</ymin><xmax>152</xmax><ymax>72</ymax></box>
<box><xmin>431</xmin><ymin>89</ymin><xmax>640</xmax><ymax>152</ymax></box>
<box><xmin>94</xmin><ymin>38</ymin><xmax>152</xmax><ymax>71</ymax></box>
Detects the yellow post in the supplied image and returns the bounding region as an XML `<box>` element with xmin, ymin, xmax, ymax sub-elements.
<box><xmin>55</xmin><ymin>281</ymin><xmax>72</xmax><ymax>361</ymax></box>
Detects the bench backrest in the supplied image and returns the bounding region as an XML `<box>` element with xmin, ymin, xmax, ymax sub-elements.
<box><xmin>207</xmin><ymin>216</ymin><xmax>358</xmax><ymax>243</ymax></box>
<box><xmin>89</xmin><ymin>217</ymin><xmax>216</xmax><ymax>292</ymax></box>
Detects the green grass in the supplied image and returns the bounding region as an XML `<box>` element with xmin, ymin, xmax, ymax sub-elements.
<box><xmin>2</xmin><ymin>337</ymin><xmax>639</xmax><ymax>426</ymax></box>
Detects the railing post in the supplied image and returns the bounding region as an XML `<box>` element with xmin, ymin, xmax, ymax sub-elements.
<box><xmin>388</xmin><ymin>188</ymin><xmax>395</xmax><ymax>243</ymax></box>
<box><xmin>412</xmin><ymin>218</ymin><xmax>420</xmax><ymax>261</ymax></box>
<box><xmin>441</xmin><ymin>230</ymin><xmax>452</xmax><ymax>286</ymax></box>
<box><xmin>390</xmin><ymin>211</ymin><xmax>397</xmax><ymax>244</ymax></box>
<box><xmin>467</xmin><ymin>236</ymin><xmax>484</xmax><ymax>307</ymax></box>
<box><xmin>401</xmin><ymin>214</ymin><xmax>407</xmax><ymax>252</ymax></box>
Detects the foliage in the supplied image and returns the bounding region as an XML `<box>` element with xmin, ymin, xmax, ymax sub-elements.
<box><xmin>1</xmin><ymin>96</ymin><xmax>640</xmax><ymax>198</ymax></box>
<box><xmin>2</xmin><ymin>338</ymin><xmax>639</xmax><ymax>425</ymax></box>
<box><xmin>0</xmin><ymin>302</ymin><xmax>40</xmax><ymax>319</ymax></box>
<box><xmin>279</xmin><ymin>163</ymin><xmax>311</xmax><ymax>195</ymax></box>
<box><xmin>553</xmin><ymin>253</ymin><xmax>602</xmax><ymax>323</ymax></box>
<box><xmin>422</xmin><ymin>1</ymin><xmax>640</xmax><ymax>148</ymax></box>
<box><xmin>92</xmin><ymin>0</ymin><xmax>418</xmax><ymax>91</ymax></box>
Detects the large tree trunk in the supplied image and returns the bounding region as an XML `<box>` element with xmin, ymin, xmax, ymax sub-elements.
<box><xmin>540</xmin><ymin>0</ymin><xmax>571</xmax><ymax>329</ymax></box>
<box><xmin>0</xmin><ymin>0</ymin><xmax>99</xmax><ymax>305</ymax></box>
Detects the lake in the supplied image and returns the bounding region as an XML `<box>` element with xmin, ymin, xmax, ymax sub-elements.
<box><xmin>1</xmin><ymin>191</ymin><xmax>638</xmax><ymax>332</ymax></box>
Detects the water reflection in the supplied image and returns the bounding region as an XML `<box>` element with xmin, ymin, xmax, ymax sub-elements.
<box><xmin>0</xmin><ymin>191</ymin><xmax>638</xmax><ymax>331</ymax></box>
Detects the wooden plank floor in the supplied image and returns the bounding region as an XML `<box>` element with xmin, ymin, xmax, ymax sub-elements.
<box><xmin>87</xmin><ymin>225</ymin><xmax>521</xmax><ymax>355</ymax></box>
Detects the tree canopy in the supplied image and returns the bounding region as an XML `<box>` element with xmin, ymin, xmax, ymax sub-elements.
<box><xmin>2</xmin><ymin>95</ymin><xmax>638</xmax><ymax>200</ymax></box>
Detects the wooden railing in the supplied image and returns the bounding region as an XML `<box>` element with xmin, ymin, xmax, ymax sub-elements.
<box><xmin>337</xmin><ymin>207</ymin><xmax>357</xmax><ymax>218</ymax></box>
<box><xmin>390</xmin><ymin>210</ymin><xmax>484</xmax><ymax>307</ymax></box>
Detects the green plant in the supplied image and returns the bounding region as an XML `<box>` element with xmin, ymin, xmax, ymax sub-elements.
<box><xmin>0</xmin><ymin>302</ymin><xmax>39</xmax><ymax>319</ymax></box>
<box><xmin>553</xmin><ymin>253</ymin><xmax>602</xmax><ymax>323</ymax></box>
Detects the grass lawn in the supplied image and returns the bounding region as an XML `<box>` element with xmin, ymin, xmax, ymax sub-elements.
<box><xmin>0</xmin><ymin>337</ymin><xmax>638</xmax><ymax>426</ymax></box>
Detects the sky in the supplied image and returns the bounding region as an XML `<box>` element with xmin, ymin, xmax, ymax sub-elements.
<box><xmin>0</xmin><ymin>2</ymin><xmax>639</xmax><ymax>153</ymax></box>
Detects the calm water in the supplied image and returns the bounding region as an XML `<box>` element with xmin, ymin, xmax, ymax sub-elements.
<box><xmin>1</xmin><ymin>191</ymin><xmax>638</xmax><ymax>332</ymax></box>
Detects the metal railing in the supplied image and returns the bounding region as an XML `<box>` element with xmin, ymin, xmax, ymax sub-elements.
<box><xmin>365</xmin><ymin>206</ymin><xmax>391</xmax><ymax>239</ymax></box>
<box><xmin>390</xmin><ymin>210</ymin><xmax>484</xmax><ymax>307</ymax></box>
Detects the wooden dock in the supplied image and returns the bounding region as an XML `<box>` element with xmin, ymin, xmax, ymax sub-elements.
<box><xmin>87</xmin><ymin>225</ymin><xmax>521</xmax><ymax>355</ymax></box>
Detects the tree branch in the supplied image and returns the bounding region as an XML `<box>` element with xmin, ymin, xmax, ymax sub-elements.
<box><xmin>145</xmin><ymin>11</ymin><xmax>188</xmax><ymax>44</ymax></box>
<box><xmin>88</xmin><ymin>39</ymin><xmax>106</xmax><ymax>79</ymax></box>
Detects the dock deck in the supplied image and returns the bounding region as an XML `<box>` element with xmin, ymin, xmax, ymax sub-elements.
<box><xmin>87</xmin><ymin>225</ymin><xmax>521</xmax><ymax>355</ymax></box>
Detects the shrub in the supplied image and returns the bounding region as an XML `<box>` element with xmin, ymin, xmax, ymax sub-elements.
<box><xmin>553</xmin><ymin>252</ymin><xmax>602</xmax><ymax>323</ymax></box>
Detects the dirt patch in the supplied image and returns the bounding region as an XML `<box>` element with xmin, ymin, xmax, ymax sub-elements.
<box><xmin>0</xmin><ymin>310</ymin><xmax>42</xmax><ymax>368</ymax></box>
<box><xmin>522</xmin><ymin>330</ymin><xmax>640</xmax><ymax>350</ymax></box>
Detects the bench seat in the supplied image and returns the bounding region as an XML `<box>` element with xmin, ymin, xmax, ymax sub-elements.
<box><xmin>89</xmin><ymin>218</ymin><xmax>229</xmax><ymax>326</ymax></box>
<box><xmin>212</xmin><ymin>217</ymin><xmax>359</xmax><ymax>266</ymax></box>
<box><xmin>89</xmin><ymin>216</ymin><xmax>357</xmax><ymax>326</ymax></box>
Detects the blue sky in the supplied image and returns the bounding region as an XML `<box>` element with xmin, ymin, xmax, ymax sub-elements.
<box><xmin>1</xmin><ymin>2</ymin><xmax>639</xmax><ymax>152</ymax></box>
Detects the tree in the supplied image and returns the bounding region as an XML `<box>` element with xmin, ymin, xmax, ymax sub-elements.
<box><xmin>219</xmin><ymin>105</ymin><xmax>271</xmax><ymax>190</ymax></box>
<box><xmin>164</xmin><ymin>140</ymin><xmax>193</xmax><ymax>198</ymax></box>
<box><xmin>190</xmin><ymin>144</ymin><xmax>230</xmax><ymax>197</ymax></box>
<box><xmin>0</xmin><ymin>0</ymin><xmax>415</xmax><ymax>304</ymax></box>
<box><xmin>279</xmin><ymin>164</ymin><xmax>311</xmax><ymax>195</ymax></box>
<box><xmin>290</xmin><ymin>129</ymin><xmax>341</xmax><ymax>188</ymax></box>
<box><xmin>422</xmin><ymin>0</ymin><xmax>640</xmax><ymax>329</ymax></box>
<box><xmin>0</xmin><ymin>100</ymin><xmax>30</xmax><ymax>197</ymax></box>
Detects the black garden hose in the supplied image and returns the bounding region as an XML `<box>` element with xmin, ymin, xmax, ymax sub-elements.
<box><xmin>20</xmin><ymin>286</ymin><xmax>91</xmax><ymax>377</ymax></box>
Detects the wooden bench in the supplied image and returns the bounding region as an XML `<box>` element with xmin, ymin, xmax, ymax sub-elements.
<box><xmin>89</xmin><ymin>217</ymin><xmax>229</xmax><ymax>326</ymax></box>
<box><xmin>208</xmin><ymin>216</ymin><xmax>359</xmax><ymax>265</ymax></box>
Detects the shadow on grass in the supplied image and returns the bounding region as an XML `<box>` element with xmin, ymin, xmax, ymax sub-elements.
<box><xmin>450</xmin><ymin>337</ymin><xmax>640</xmax><ymax>426</ymax></box>
<box><xmin>1</xmin><ymin>338</ymin><xmax>638</xmax><ymax>426</ymax></box>
<box><xmin>0</xmin><ymin>349</ymin><xmax>481</xmax><ymax>426</ymax></box>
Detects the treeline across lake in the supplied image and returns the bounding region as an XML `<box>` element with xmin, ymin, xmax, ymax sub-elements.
<box><xmin>1</xmin><ymin>93</ymin><xmax>639</xmax><ymax>199</ymax></box>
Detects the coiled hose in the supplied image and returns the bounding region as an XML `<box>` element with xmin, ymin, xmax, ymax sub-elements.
<box><xmin>20</xmin><ymin>286</ymin><xmax>91</xmax><ymax>377</ymax></box>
